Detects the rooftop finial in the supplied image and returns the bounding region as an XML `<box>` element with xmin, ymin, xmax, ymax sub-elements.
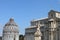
<box><xmin>10</xmin><ymin>17</ymin><xmax>14</xmax><ymax>22</ymax></box>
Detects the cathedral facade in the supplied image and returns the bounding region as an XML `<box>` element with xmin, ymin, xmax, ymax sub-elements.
<box><xmin>2</xmin><ymin>18</ymin><xmax>19</xmax><ymax>40</ymax></box>
<box><xmin>24</xmin><ymin>10</ymin><xmax>60</xmax><ymax>40</ymax></box>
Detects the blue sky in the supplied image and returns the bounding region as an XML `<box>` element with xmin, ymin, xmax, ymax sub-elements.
<box><xmin>0</xmin><ymin>0</ymin><xmax>60</xmax><ymax>36</ymax></box>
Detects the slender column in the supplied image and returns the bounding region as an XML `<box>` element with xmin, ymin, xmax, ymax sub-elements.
<box><xmin>49</xmin><ymin>21</ymin><xmax>54</xmax><ymax>40</ymax></box>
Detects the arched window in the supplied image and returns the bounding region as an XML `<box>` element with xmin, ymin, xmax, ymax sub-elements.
<box><xmin>51</xmin><ymin>14</ymin><xmax>53</xmax><ymax>17</ymax></box>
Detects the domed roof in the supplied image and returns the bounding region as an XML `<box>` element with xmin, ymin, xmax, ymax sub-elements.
<box><xmin>5</xmin><ymin>18</ymin><xmax>18</xmax><ymax>26</ymax></box>
<box><xmin>3</xmin><ymin>18</ymin><xmax>19</xmax><ymax>33</ymax></box>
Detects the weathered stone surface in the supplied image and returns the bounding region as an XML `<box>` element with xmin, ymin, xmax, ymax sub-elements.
<box><xmin>24</xmin><ymin>10</ymin><xmax>60</xmax><ymax>40</ymax></box>
<box><xmin>2</xmin><ymin>18</ymin><xmax>19</xmax><ymax>40</ymax></box>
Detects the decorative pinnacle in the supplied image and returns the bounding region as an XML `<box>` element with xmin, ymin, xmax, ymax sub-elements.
<box><xmin>9</xmin><ymin>17</ymin><xmax>14</xmax><ymax>22</ymax></box>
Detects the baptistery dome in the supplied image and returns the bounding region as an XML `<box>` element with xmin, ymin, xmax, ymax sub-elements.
<box><xmin>2</xmin><ymin>18</ymin><xmax>19</xmax><ymax>40</ymax></box>
<box><xmin>3</xmin><ymin>18</ymin><xmax>19</xmax><ymax>33</ymax></box>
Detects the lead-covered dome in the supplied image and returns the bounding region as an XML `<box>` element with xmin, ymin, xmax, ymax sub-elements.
<box><xmin>3</xmin><ymin>18</ymin><xmax>19</xmax><ymax>33</ymax></box>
